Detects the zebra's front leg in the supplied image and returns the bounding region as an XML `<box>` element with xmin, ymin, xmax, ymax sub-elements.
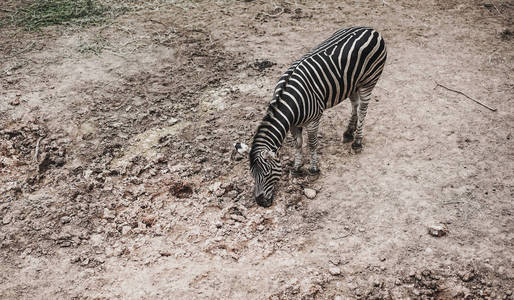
<box><xmin>343</xmin><ymin>91</ymin><xmax>360</xmax><ymax>143</ymax></box>
<box><xmin>290</xmin><ymin>126</ymin><xmax>303</xmax><ymax>174</ymax></box>
<box><xmin>352</xmin><ymin>88</ymin><xmax>372</xmax><ymax>152</ymax></box>
<box><xmin>306</xmin><ymin>120</ymin><xmax>320</xmax><ymax>174</ymax></box>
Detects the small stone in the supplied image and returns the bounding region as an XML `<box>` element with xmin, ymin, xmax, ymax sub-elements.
<box><xmin>2</xmin><ymin>214</ymin><xmax>12</xmax><ymax>225</ymax></box>
<box><xmin>329</xmin><ymin>267</ymin><xmax>342</xmax><ymax>276</ymax></box>
<box><xmin>257</xmin><ymin>225</ymin><xmax>265</xmax><ymax>231</ymax></box>
<box><xmin>80</xmin><ymin>258</ymin><xmax>90</xmax><ymax>266</ymax></box>
<box><xmin>227</xmin><ymin>190</ymin><xmax>238</xmax><ymax>199</ymax></box>
<box><xmin>159</xmin><ymin>250</ymin><xmax>171</xmax><ymax>257</ymax></box>
<box><xmin>60</xmin><ymin>241</ymin><xmax>72</xmax><ymax>247</ymax></box>
<box><xmin>230</xmin><ymin>214</ymin><xmax>245</xmax><ymax>222</ymax></box>
<box><xmin>121</xmin><ymin>226</ymin><xmax>131</xmax><ymax>235</ymax></box>
<box><xmin>103</xmin><ymin>208</ymin><xmax>115</xmax><ymax>220</ymax></box>
<box><xmin>459</xmin><ymin>270</ymin><xmax>475</xmax><ymax>282</ymax></box>
<box><xmin>428</xmin><ymin>224</ymin><xmax>447</xmax><ymax>237</ymax></box>
<box><xmin>215</xmin><ymin>188</ymin><xmax>226</xmax><ymax>197</ymax></box>
<box><xmin>142</xmin><ymin>215</ymin><xmax>156</xmax><ymax>227</ymax></box>
<box><xmin>10</xmin><ymin>97</ymin><xmax>20</xmax><ymax>106</ymax></box>
<box><xmin>70</xmin><ymin>256</ymin><xmax>81</xmax><ymax>264</ymax></box>
<box><xmin>168</xmin><ymin>117</ymin><xmax>179</xmax><ymax>125</ymax></box>
<box><xmin>304</xmin><ymin>188</ymin><xmax>316</xmax><ymax>199</ymax></box>
<box><xmin>61</xmin><ymin>216</ymin><xmax>71</xmax><ymax>224</ymax></box>
<box><xmin>358</xmin><ymin>227</ymin><xmax>365</xmax><ymax>233</ymax></box>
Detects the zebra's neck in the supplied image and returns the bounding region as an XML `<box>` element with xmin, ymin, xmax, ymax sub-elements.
<box><xmin>251</xmin><ymin>100</ymin><xmax>293</xmax><ymax>155</ymax></box>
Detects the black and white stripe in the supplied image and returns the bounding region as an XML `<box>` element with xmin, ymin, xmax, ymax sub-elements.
<box><xmin>250</xmin><ymin>27</ymin><xmax>387</xmax><ymax>207</ymax></box>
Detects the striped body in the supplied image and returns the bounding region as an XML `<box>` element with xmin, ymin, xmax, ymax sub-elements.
<box><xmin>249</xmin><ymin>27</ymin><xmax>387</xmax><ymax>207</ymax></box>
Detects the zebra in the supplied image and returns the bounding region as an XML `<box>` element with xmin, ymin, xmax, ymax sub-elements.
<box><xmin>235</xmin><ymin>27</ymin><xmax>387</xmax><ymax>207</ymax></box>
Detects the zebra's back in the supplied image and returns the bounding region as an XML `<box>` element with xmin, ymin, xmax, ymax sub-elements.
<box><xmin>272</xmin><ymin>27</ymin><xmax>387</xmax><ymax>124</ymax></box>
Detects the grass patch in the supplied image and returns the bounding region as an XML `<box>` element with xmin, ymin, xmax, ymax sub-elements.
<box><xmin>2</xmin><ymin>0</ymin><xmax>127</xmax><ymax>30</ymax></box>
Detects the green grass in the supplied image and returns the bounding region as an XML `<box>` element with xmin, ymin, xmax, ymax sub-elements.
<box><xmin>2</xmin><ymin>0</ymin><xmax>127</xmax><ymax>30</ymax></box>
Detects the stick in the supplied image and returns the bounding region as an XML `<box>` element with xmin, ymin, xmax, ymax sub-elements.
<box><xmin>34</xmin><ymin>137</ymin><xmax>43</xmax><ymax>162</ymax></box>
<box><xmin>490</xmin><ymin>1</ymin><xmax>504</xmax><ymax>17</ymax></box>
<box><xmin>434</xmin><ymin>81</ymin><xmax>497</xmax><ymax>112</ymax></box>
<box><xmin>442</xmin><ymin>201</ymin><xmax>463</xmax><ymax>205</ymax></box>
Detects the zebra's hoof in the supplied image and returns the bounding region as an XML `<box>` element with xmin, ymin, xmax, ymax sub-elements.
<box><xmin>343</xmin><ymin>132</ymin><xmax>354</xmax><ymax>143</ymax></box>
<box><xmin>351</xmin><ymin>142</ymin><xmax>363</xmax><ymax>153</ymax></box>
<box><xmin>308</xmin><ymin>167</ymin><xmax>320</xmax><ymax>175</ymax></box>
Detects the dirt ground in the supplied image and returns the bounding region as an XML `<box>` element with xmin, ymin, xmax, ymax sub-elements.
<box><xmin>1</xmin><ymin>0</ymin><xmax>513</xmax><ymax>299</ymax></box>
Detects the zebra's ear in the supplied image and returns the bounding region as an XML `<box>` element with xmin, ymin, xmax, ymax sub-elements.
<box><xmin>234</xmin><ymin>142</ymin><xmax>249</xmax><ymax>155</ymax></box>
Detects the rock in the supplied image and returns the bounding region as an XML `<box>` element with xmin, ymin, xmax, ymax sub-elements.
<box><xmin>168</xmin><ymin>117</ymin><xmax>179</xmax><ymax>125</ymax></box>
<box><xmin>103</xmin><ymin>208</ymin><xmax>115</xmax><ymax>220</ymax></box>
<box><xmin>230</xmin><ymin>214</ymin><xmax>245</xmax><ymax>222</ymax></box>
<box><xmin>121</xmin><ymin>225</ymin><xmax>131</xmax><ymax>235</ymax></box>
<box><xmin>428</xmin><ymin>224</ymin><xmax>447</xmax><ymax>237</ymax></box>
<box><xmin>215</xmin><ymin>188</ymin><xmax>226</xmax><ymax>197</ymax></box>
<box><xmin>159</xmin><ymin>250</ymin><xmax>171</xmax><ymax>257</ymax></box>
<box><xmin>2</xmin><ymin>214</ymin><xmax>12</xmax><ymax>225</ymax></box>
<box><xmin>304</xmin><ymin>188</ymin><xmax>317</xmax><ymax>199</ymax></box>
<box><xmin>10</xmin><ymin>97</ymin><xmax>20</xmax><ymax>106</ymax></box>
<box><xmin>142</xmin><ymin>215</ymin><xmax>156</xmax><ymax>227</ymax></box>
<box><xmin>459</xmin><ymin>270</ymin><xmax>474</xmax><ymax>282</ymax></box>
<box><xmin>60</xmin><ymin>216</ymin><xmax>71</xmax><ymax>224</ymax></box>
<box><xmin>329</xmin><ymin>267</ymin><xmax>342</xmax><ymax>276</ymax></box>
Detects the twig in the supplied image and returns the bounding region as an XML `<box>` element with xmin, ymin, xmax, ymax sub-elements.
<box><xmin>334</xmin><ymin>232</ymin><xmax>353</xmax><ymax>239</ymax></box>
<box><xmin>434</xmin><ymin>81</ymin><xmax>497</xmax><ymax>112</ymax></box>
<box><xmin>490</xmin><ymin>1</ymin><xmax>504</xmax><ymax>17</ymax></box>
<box><xmin>34</xmin><ymin>137</ymin><xmax>43</xmax><ymax>162</ymax></box>
<box><xmin>442</xmin><ymin>201</ymin><xmax>463</xmax><ymax>205</ymax></box>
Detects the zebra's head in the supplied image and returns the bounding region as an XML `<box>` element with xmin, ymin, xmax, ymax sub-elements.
<box><xmin>234</xmin><ymin>143</ymin><xmax>281</xmax><ymax>207</ymax></box>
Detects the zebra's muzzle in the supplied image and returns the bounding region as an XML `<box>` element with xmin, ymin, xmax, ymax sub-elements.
<box><xmin>256</xmin><ymin>193</ymin><xmax>273</xmax><ymax>207</ymax></box>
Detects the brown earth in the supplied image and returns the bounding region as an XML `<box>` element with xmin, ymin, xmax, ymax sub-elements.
<box><xmin>1</xmin><ymin>0</ymin><xmax>513</xmax><ymax>299</ymax></box>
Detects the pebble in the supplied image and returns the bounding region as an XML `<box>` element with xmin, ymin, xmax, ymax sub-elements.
<box><xmin>329</xmin><ymin>267</ymin><xmax>342</xmax><ymax>276</ymax></box>
<box><xmin>428</xmin><ymin>224</ymin><xmax>447</xmax><ymax>237</ymax></box>
<box><xmin>103</xmin><ymin>208</ymin><xmax>115</xmax><ymax>220</ymax></box>
<box><xmin>121</xmin><ymin>225</ymin><xmax>131</xmax><ymax>235</ymax></box>
<box><xmin>2</xmin><ymin>214</ymin><xmax>12</xmax><ymax>225</ymax></box>
<box><xmin>230</xmin><ymin>214</ymin><xmax>245</xmax><ymax>222</ymax></box>
<box><xmin>459</xmin><ymin>270</ymin><xmax>475</xmax><ymax>282</ymax></box>
<box><xmin>61</xmin><ymin>216</ymin><xmax>71</xmax><ymax>224</ymax></box>
<box><xmin>304</xmin><ymin>188</ymin><xmax>317</xmax><ymax>199</ymax></box>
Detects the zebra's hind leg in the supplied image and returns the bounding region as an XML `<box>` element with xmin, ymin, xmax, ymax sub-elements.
<box><xmin>343</xmin><ymin>91</ymin><xmax>360</xmax><ymax>143</ymax></box>
<box><xmin>352</xmin><ymin>87</ymin><xmax>373</xmax><ymax>152</ymax></box>
<box><xmin>306</xmin><ymin>120</ymin><xmax>321</xmax><ymax>174</ymax></box>
<box><xmin>290</xmin><ymin>126</ymin><xmax>304</xmax><ymax>175</ymax></box>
